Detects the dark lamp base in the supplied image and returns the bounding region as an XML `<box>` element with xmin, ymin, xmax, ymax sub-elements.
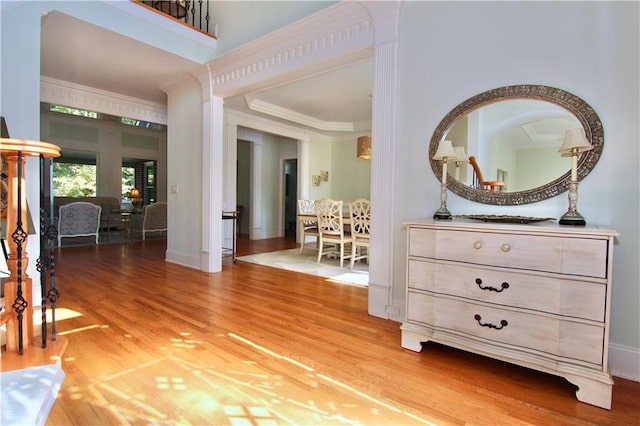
<box><xmin>559</xmin><ymin>213</ymin><xmax>586</xmax><ymax>226</ymax></box>
<box><xmin>433</xmin><ymin>209</ymin><xmax>452</xmax><ymax>220</ymax></box>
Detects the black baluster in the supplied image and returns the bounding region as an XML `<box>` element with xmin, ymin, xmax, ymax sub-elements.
<box><xmin>38</xmin><ymin>154</ymin><xmax>48</xmax><ymax>348</ymax></box>
<box><xmin>205</xmin><ymin>0</ymin><xmax>210</xmax><ymax>34</ymax></box>
<box><xmin>46</xmin><ymin>156</ymin><xmax>58</xmax><ymax>341</ymax></box>
<box><xmin>13</xmin><ymin>151</ymin><xmax>27</xmax><ymax>355</ymax></box>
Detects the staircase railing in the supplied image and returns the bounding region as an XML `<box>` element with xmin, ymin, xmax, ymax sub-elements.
<box><xmin>1</xmin><ymin>126</ymin><xmax>61</xmax><ymax>358</ymax></box>
<box><xmin>138</xmin><ymin>0</ymin><xmax>214</xmax><ymax>36</ymax></box>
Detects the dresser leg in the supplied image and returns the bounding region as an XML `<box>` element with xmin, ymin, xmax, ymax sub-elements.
<box><xmin>400</xmin><ymin>328</ymin><xmax>430</xmax><ymax>352</ymax></box>
<box><xmin>564</xmin><ymin>373</ymin><xmax>613</xmax><ymax>410</ymax></box>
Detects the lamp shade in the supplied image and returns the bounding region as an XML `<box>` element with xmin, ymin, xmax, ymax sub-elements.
<box><xmin>357</xmin><ymin>136</ymin><xmax>372</xmax><ymax>160</ymax></box>
<box><xmin>433</xmin><ymin>140</ymin><xmax>457</xmax><ymax>160</ymax></box>
<box><xmin>559</xmin><ymin>128</ymin><xmax>593</xmax><ymax>157</ymax></box>
<box><xmin>454</xmin><ymin>146</ymin><xmax>467</xmax><ymax>162</ymax></box>
<box><xmin>129</xmin><ymin>188</ymin><xmax>141</xmax><ymax>198</ymax></box>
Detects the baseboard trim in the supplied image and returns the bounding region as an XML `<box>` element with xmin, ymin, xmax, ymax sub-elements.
<box><xmin>609</xmin><ymin>343</ymin><xmax>640</xmax><ymax>382</ymax></box>
<box><xmin>165</xmin><ymin>249</ymin><xmax>200</xmax><ymax>270</ymax></box>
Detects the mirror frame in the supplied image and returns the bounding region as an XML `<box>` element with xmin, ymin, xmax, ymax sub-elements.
<box><xmin>429</xmin><ymin>85</ymin><xmax>604</xmax><ymax>205</ymax></box>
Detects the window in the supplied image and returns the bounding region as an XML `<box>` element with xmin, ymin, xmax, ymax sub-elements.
<box><xmin>50</xmin><ymin>104</ymin><xmax>98</xmax><ymax>119</ymax></box>
<box><xmin>121</xmin><ymin>117</ymin><xmax>162</xmax><ymax>130</ymax></box>
<box><xmin>122</xmin><ymin>165</ymin><xmax>135</xmax><ymax>198</ymax></box>
<box><xmin>53</xmin><ymin>153</ymin><xmax>97</xmax><ymax>197</ymax></box>
<box><xmin>122</xmin><ymin>158</ymin><xmax>156</xmax><ymax>208</ymax></box>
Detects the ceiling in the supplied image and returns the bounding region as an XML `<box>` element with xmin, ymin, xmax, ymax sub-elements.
<box><xmin>40</xmin><ymin>11</ymin><xmax>373</xmax><ymax>136</ymax></box>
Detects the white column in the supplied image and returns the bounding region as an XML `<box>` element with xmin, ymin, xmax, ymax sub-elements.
<box><xmin>368</xmin><ymin>39</ymin><xmax>399</xmax><ymax>319</ymax></box>
<box><xmin>296</xmin><ymin>139</ymin><xmax>311</xmax><ymax>245</ymax></box>
<box><xmin>222</xmin><ymin>118</ymin><xmax>238</xmax><ymax>255</ymax></box>
<box><xmin>200</xmin><ymin>95</ymin><xmax>224</xmax><ymax>272</ymax></box>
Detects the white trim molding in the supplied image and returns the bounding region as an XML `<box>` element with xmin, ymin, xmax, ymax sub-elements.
<box><xmin>609</xmin><ymin>343</ymin><xmax>640</xmax><ymax>382</ymax></box>
<box><xmin>244</xmin><ymin>93</ymin><xmax>356</xmax><ymax>132</ymax></box>
<box><xmin>41</xmin><ymin>76</ymin><xmax>168</xmax><ymax>125</ymax></box>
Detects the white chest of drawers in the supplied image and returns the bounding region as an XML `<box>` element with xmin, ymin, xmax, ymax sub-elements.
<box><xmin>401</xmin><ymin>219</ymin><xmax>617</xmax><ymax>409</ymax></box>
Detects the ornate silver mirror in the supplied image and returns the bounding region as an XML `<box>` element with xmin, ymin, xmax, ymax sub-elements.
<box><xmin>429</xmin><ymin>85</ymin><xmax>603</xmax><ymax>205</ymax></box>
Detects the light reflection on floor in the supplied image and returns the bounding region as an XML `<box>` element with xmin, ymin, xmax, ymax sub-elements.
<box><xmin>57</xmin><ymin>330</ymin><xmax>437</xmax><ymax>425</ymax></box>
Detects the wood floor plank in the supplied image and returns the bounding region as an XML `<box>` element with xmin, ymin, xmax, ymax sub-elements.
<box><xmin>43</xmin><ymin>237</ymin><xmax>639</xmax><ymax>425</ymax></box>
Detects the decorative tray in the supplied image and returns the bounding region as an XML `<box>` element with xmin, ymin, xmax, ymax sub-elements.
<box><xmin>456</xmin><ymin>215</ymin><xmax>556</xmax><ymax>224</ymax></box>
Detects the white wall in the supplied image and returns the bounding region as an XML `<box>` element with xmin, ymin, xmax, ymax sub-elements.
<box><xmin>395</xmin><ymin>2</ymin><xmax>639</xmax><ymax>370</ymax></box>
<box><xmin>1</xmin><ymin>2</ymin><xmax>48</xmax><ymax>300</ymax></box>
<box><xmin>330</xmin><ymin>136</ymin><xmax>371</xmax><ymax>201</ymax></box>
<box><xmin>303</xmin><ymin>133</ymin><xmax>371</xmax><ymax>202</ymax></box>
<box><xmin>306</xmin><ymin>133</ymin><xmax>333</xmax><ymax>201</ymax></box>
<box><xmin>165</xmin><ymin>81</ymin><xmax>203</xmax><ymax>268</ymax></box>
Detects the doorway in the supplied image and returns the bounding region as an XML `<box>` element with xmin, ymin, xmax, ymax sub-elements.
<box><xmin>236</xmin><ymin>140</ymin><xmax>251</xmax><ymax>237</ymax></box>
<box><xmin>123</xmin><ymin>158</ymin><xmax>157</xmax><ymax>210</ymax></box>
<box><xmin>283</xmin><ymin>159</ymin><xmax>297</xmax><ymax>239</ymax></box>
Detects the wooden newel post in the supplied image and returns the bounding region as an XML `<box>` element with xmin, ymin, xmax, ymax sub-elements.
<box><xmin>1</xmin><ymin>138</ymin><xmax>60</xmax><ymax>354</ymax></box>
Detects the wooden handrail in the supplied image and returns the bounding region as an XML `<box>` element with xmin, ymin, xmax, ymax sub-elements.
<box><xmin>468</xmin><ymin>155</ymin><xmax>506</xmax><ymax>192</ymax></box>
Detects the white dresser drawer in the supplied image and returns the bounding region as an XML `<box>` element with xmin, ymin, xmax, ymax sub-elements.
<box><xmin>407</xmin><ymin>292</ymin><xmax>604</xmax><ymax>366</ymax></box>
<box><xmin>408</xmin><ymin>260</ymin><xmax>606</xmax><ymax>322</ymax></box>
<box><xmin>403</xmin><ymin>220</ymin><xmax>617</xmax><ymax>409</ymax></box>
<box><xmin>409</xmin><ymin>228</ymin><xmax>608</xmax><ymax>278</ymax></box>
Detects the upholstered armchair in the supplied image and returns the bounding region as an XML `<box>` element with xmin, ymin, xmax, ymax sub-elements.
<box><xmin>131</xmin><ymin>202</ymin><xmax>167</xmax><ymax>240</ymax></box>
<box><xmin>58</xmin><ymin>202</ymin><xmax>102</xmax><ymax>246</ymax></box>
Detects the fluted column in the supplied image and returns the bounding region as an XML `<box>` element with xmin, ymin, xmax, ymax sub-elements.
<box><xmin>368</xmin><ymin>38</ymin><xmax>399</xmax><ymax>318</ymax></box>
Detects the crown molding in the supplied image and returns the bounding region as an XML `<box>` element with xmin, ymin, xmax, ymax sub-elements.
<box><xmin>226</xmin><ymin>108</ymin><xmax>312</xmax><ymax>142</ymax></box>
<box><xmin>41</xmin><ymin>76</ymin><xmax>168</xmax><ymax>125</ymax></box>
<box><xmin>244</xmin><ymin>93</ymin><xmax>355</xmax><ymax>132</ymax></box>
<box><xmin>206</xmin><ymin>2</ymin><xmax>384</xmax><ymax>97</ymax></box>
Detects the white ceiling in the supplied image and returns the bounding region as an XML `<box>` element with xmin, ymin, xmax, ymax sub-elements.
<box><xmin>40</xmin><ymin>11</ymin><xmax>373</xmax><ymax>135</ymax></box>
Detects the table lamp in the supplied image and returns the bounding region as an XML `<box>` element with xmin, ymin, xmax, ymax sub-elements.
<box><xmin>453</xmin><ymin>146</ymin><xmax>467</xmax><ymax>181</ymax></box>
<box><xmin>558</xmin><ymin>128</ymin><xmax>593</xmax><ymax>225</ymax></box>
<box><xmin>129</xmin><ymin>187</ymin><xmax>142</xmax><ymax>212</ymax></box>
<box><xmin>432</xmin><ymin>140</ymin><xmax>457</xmax><ymax>220</ymax></box>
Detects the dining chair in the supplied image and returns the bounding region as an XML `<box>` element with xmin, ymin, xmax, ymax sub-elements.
<box><xmin>348</xmin><ymin>198</ymin><xmax>371</xmax><ymax>270</ymax></box>
<box><xmin>315</xmin><ymin>198</ymin><xmax>352</xmax><ymax>267</ymax></box>
<box><xmin>297</xmin><ymin>199</ymin><xmax>319</xmax><ymax>254</ymax></box>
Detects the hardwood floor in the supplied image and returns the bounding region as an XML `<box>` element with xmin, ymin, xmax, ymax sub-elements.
<box><xmin>45</xmin><ymin>237</ymin><xmax>639</xmax><ymax>425</ymax></box>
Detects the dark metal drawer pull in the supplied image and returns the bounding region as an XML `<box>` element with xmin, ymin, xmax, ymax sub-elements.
<box><xmin>475</xmin><ymin>278</ymin><xmax>509</xmax><ymax>292</ymax></box>
<box><xmin>474</xmin><ymin>314</ymin><xmax>508</xmax><ymax>330</ymax></box>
